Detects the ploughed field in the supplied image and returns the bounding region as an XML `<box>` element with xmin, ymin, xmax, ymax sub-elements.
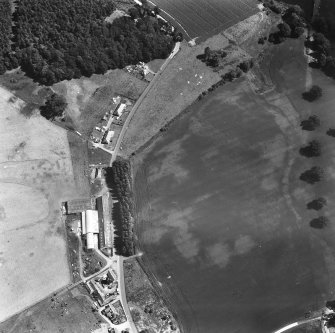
<box><xmin>150</xmin><ymin>0</ymin><xmax>259</xmax><ymax>40</ymax></box>
<box><xmin>133</xmin><ymin>39</ymin><xmax>335</xmax><ymax>332</ymax></box>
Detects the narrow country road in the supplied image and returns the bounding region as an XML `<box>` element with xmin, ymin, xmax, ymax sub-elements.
<box><xmin>117</xmin><ymin>256</ymin><xmax>138</xmax><ymax>333</ymax></box>
<box><xmin>106</xmin><ymin>41</ymin><xmax>181</xmax><ymax>333</ymax></box>
<box><xmin>110</xmin><ymin>41</ymin><xmax>180</xmax><ymax>166</ymax></box>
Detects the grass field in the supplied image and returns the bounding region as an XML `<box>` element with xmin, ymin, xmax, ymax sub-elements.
<box><xmin>121</xmin><ymin>32</ymin><xmax>253</xmax><ymax>156</ymax></box>
<box><xmin>0</xmin><ymin>86</ymin><xmax>78</xmax><ymax>322</ymax></box>
<box><xmin>53</xmin><ymin>69</ymin><xmax>148</xmax><ymax>136</ymax></box>
<box><xmin>150</xmin><ymin>0</ymin><xmax>259</xmax><ymax>40</ymax></box>
<box><xmin>0</xmin><ymin>286</ymin><xmax>106</xmax><ymax>333</ymax></box>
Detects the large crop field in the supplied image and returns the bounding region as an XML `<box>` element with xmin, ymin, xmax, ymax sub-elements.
<box><xmin>0</xmin><ymin>87</ymin><xmax>78</xmax><ymax>322</ymax></box>
<box><xmin>150</xmin><ymin>0</ymin><xmax>259</xmax><ymax>40</ymax></box>
<box><xmin>132</xmin><ymin>37</ymin><xmax>335</xmax><ymax>332</ymax></box>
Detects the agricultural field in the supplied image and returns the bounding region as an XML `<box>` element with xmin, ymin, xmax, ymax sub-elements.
<box><xmin>0</xmin><ymin>286</ymin><xmax>106</xmax><ymax>333</ymax></box>
<box><xmin>0</xmin><ymin>86</ymin><xmax>79</xmax><ymax>322</ymax></box>
<box><xmin>53</xmin><ymin>69</ymin><xmax>148</xmax><ymax>137</ymax></box>
<box><xmin>151</xmin><ymin>0</ymin><xmax>259</xmax><ymax>40</ymax></box>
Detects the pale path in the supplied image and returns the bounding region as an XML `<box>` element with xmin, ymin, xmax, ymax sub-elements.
<box><xmin>273</xmin><ymin>316</ymin><xmax>321</xmax><ymax>333</ymax></box>
<box><xmin>110</xmin><ymin>41</ymin><xmax>180</xmax><ymax>165</ymax></box>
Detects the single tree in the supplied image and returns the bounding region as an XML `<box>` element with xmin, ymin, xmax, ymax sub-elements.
<box><xmin>40</xmin><ymin>93</ymin><xmax>67</xmax><ymax>120</ymax></box>
<box><xmin>310</xmin><ymin>216</ymin><xmax>328</xmax><ymax>229</ymax></box>
<box><xmin>306</xmin><ymin>197</ymin><xmax>327</xmax><ymax>211</ymax></box>
<box><xmin>302</xmin><ymin>85</ymin><xmax>322</xmax><ymax>102</ymax></box>
<box><xmin>299</xmin><ymin>140</ymin><xmax>321</xmax><ymax>157</ymax></box>
<box><xmin>299</xmin><ymin>166</ymin><xmax>324</xmax><ymax>184</ymax></box>
<box><xmin>300</xmin><ymin>115</ymin><xmax>320</xmax><ymax>131</ymax></box>
<box><xmin>327</xmin><ymin>128</ymin><xmax>335</xmax><ymax>137</ymax></box>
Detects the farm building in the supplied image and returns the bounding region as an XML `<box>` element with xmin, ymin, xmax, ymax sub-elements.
<box><xmin>66</xmin><ymin>198</ymin><xmax>93</xmax><ymax>214</ymax></box>
<box><xmin>102</xmin><ymin>130</ymin><xmax>114</xmax><ymax>144</ymax></box>
<box><xmin>88</xmin><ymin>269</ymin><xmax>118</xmax><ymax>306</ymax></box>
<box><xmin>113</xmin><ymin>103</ymin><xmax>126</xmax><ymax>118</ymax></box>
<box><xmin>96</xmin><ymin>195</ymin><xmax>113</xmax><ymax>256</ymax></box>
<box><xmin>81</xmin><ymin>210</ymin><xmax>99</xmax><ymax>250</ymax></box>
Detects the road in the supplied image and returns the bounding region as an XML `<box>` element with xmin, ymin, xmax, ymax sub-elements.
<box><xmin>110</xmin><ymin>41</ymin><xmax>180</xmax><ymax>166</ymax></box>
<box><xmin>117</xmin><ymin>256</ymin><xmax>138</xmax><ymax>333</ymax></box>
<box><xmin>105</xmin><ymin>41</ymin><xmax>181</xmax><ymax>333</ymax></box>
<box><xmin>273</xmin><ymin>316</ymin><xmax>321</xmax><ymax>333</ymax></box>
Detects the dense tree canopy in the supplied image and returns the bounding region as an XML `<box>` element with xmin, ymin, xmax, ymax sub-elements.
<box><xmin>0</xmin><ymin>0</ymin><xmax>12</xmax><ymax>72</ymax></box>
<box><xmin>105</xmin><ymin>159</ymin><xmax>134</xmax><ymax>257</ymax></box>
<box><xmin>0</xmin><ymin>0</ymin><xmax>177</xmax><ymax>84</ymax></box>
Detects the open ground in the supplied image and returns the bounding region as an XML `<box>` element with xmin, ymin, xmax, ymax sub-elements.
<box><xmin>0</xmin><ymin>86</ymin><xmax>79</xmax><ymax>322</ymax></box>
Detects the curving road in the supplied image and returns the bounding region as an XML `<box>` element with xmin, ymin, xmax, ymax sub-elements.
<box><xmin>273</xmin><ymin>316</ymin><xmax>321</xmax><ymax>333</ymax></box>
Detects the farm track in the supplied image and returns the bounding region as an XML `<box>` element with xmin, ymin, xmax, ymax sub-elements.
<box><xmin>151</xmin><ymin>0</ymin><xmax>259</xmax><ymax>39</ymax></box>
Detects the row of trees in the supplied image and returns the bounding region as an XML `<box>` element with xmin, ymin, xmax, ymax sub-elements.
<box><xmin>105</xmin><ymin>159</ymin><xmax>135</xmax><ymax>257</ymax></box>
<box><xmin>298</xmin><ymin>84</ymin><xmax>332</xmax><ymax>230</ymax></box>
<box><xmin>197</xmin><ymin>57</ymin><xmax>254</xmax><ymax>101</ymax></box>
<box><xmin>0</xmin><ymin>0</ymin><xmax>179</xmax><ymax>85</ymax></box>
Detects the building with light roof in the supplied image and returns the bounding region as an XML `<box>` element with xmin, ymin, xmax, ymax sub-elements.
<box><xmin>81</xmin><ymin>210</ymin><xmax>99</xmax><ymax>250</ymax></box>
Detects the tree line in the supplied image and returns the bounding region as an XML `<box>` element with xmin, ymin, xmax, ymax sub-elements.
<box><xmin>105</xmin><ymin>158</ymin><xmax>135</xmax><ymax>257</ymax></box>
<box><xmin>0</xmin><ymin>0</ymin><xmax>180</xmax><ymax>85</ymax></box>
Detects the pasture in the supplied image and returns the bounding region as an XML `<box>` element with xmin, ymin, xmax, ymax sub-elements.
<box><xmin>0</xmin><ymin>87</ymin><xmax>77</xmax><ymax>322</ymax></box>
<box><xmin>150</xmin><ymin>0</ymin><xmax>259</xmax><ymax>40</ymax></box>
